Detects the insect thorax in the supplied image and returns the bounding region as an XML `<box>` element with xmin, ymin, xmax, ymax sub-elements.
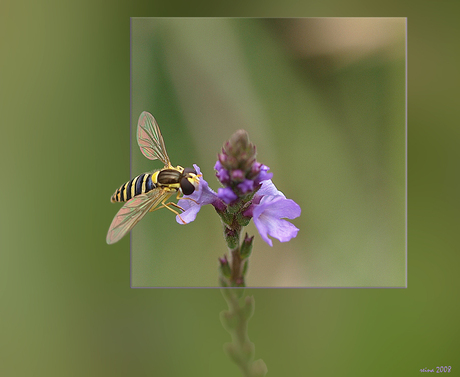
<box><xmin>157</xmin><ymin>168</ymin><xmax>183</xmax><ymax>186</ymax></box>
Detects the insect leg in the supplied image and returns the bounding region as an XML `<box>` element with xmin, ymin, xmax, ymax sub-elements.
<box><xmin>163</xmin><ymin>202</ymin><xmax>187</xmax><ymax>224</ymax></box>
<box><xmin>154</xmin><ymin>197</ymin><xmax>187</xmax><ymax>224</ymax></box>
<box><xmin>175</xmin><ymin>190</ymin><xmax>198</xmax><ymax>204</ymax></box>
<box><xmin>168</xmin><ymin>202</ymin><xmax>185</xmax><ymax>212</ymax></box>
<box><xmin>148</xmin><ymin>201</ymin><xmax>182</xmax><ymax>213</ymax></box>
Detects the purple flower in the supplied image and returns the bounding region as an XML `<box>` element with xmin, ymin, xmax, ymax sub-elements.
<box><xmin>217</xmin><ymin>187</ymin><xmax>238</xmax><ymax>204</ymax></box>
<box><xmin>237</xmin><ymin>179</ymin><xmax>254</xmax><ymax>194</ymax></box>
<box><xmin>244</xmin><ymin>180</ymin><xmax>301</xmax><ymax>246</ymax></box>
<box><xmin>214</xmin><ymin>160</ymin><xmax>230</xmax><ymax>184</ymax></box>
<box><xmin>176</xmin><ymin>165</ymin><xmax>223</xmax><ymax>224</ymax></box>
<box><xmin>254</xmin><ymin>164</ymin><xmax>273</xmax><ymax>185</ymax></box>
<box><xmin>252</xmin><ymin>196</ymin><xmax>301</xmax><ymax>246</ymax></box>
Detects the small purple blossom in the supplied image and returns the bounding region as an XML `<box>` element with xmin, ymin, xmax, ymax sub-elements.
<box><xmin>252</xmin><ymin>194</ymin><xmax>301</xmax><ymax>247</ymax></box>
<box><xmin>244</xmin><ymin>180</ymin><xmax>301</xmax><ymax>246</ymax></box>
<box><xmin>214</xmin><ymin>160</ymin><xmax>230</xmax><ymax>184</ymax></box>
<box><xmin>217</xmin><ymin>187</ymin><xmax>238</xmax><ymax>204</ymax></box>
<box><xmin>237</xmin><ymin>179</ymin><xmax>254</xmax><ymax>194</ymax></box>
<box><xmin>214</xmin><ymin>160</ymin><xmax>222</xmax><ymax>171</ymax></box>
<box><xmin>254</xmin><ymin>164</ymin><xmax>273</xmax><ymax>185</ymax></box>
<box><xmin>176</xmin><ymin>165</ymin><xmax>222</xmax><ymax>224</ymax></box>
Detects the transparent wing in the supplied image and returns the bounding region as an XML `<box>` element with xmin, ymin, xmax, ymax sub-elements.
<box><xmin>106</xmin><ymin>188</ymin><xmax>172</xmax><ymax>244</ymax></box>
<box><xmin>137</xmin><ymin>111</ymin><xmax>171</xmax><ymax>167</ymax></box>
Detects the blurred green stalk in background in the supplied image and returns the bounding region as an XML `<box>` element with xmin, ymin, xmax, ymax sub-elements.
<box><xmin>220</xmin><ymin>290</ymin><xmax>268</xmax><ymax>377</ymax></box>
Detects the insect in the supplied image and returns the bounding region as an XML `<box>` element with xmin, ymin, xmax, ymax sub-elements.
<box><xmin>106</xmin><ymin>111</ymin><xmax>200</xmax><ymax>244</ymax></box>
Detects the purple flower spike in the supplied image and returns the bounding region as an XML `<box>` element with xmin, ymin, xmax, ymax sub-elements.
<box><xmin>252</xmin><ymin>194</ymin><xmax>301</xmax><ymax>247</ymax></box>
<box><xmin>176</xmin><ymin>165</ymin><xmax>222</xmax><ymax>224</ymax></box>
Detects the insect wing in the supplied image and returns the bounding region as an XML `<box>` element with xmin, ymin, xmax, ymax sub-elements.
<box><xmin>137</xmin><ymin>111</ymin><xmax>171</xmax><ymax>167</ymax></box>
<box><xmin>106</xmin><ymin>188</ymin><xmax>169</xmax><ymax>244</ymax></box>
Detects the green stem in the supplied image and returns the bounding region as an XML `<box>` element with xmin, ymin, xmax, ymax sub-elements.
<box><xmin>222</xmin><ymin>220</ymin><xmax>246</xmax><ymax>287</ymax></box>
<box><xmin>220</xmin><ymin>289</ymin><xmax>268</xmax><ymax>377</ymax></box>
<box><xmin>231</xmin><ymin>246</ymin><xmax>244</xmax><ymax>286</ymax></box>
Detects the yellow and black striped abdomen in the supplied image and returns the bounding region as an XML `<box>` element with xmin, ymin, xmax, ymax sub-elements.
<box><xmin>111</xmin><ymin>173</ymin><xmax>157</xmax><ymax>203</ymax></box>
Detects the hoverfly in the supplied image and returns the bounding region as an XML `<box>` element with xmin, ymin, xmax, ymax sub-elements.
<box><xmin>106</xmin><ymin>111</ymin><xmax>200</xmax><ymax>244</ymax></box>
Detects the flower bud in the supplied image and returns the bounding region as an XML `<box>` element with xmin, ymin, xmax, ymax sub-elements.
<box><xmin>219</xmin><ymin>130</ymin><xmax>257</xmax><ymax>175</ymax></box>
<box><xmin>240</xmin><ymin>233</ymin><xmax>254</xmax><ymax>259</ymax></box>
<box><xmin>219</xmin><ymin>255</ymin><xmax>232</xmax><ymax>278</ymax></box>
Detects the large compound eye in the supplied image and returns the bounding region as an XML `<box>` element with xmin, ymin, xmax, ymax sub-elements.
<box><xmin>180</xmin><ymin>177</ymin><xmax>195</xmax><ymax>195</ymax></box>
<box><xmin>183</xmin><ymin>167</ymin><xmax>197</xmax><ymax>176</ymax></box>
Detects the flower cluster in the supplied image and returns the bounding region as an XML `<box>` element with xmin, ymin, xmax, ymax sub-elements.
<box><xmin>214</xmin><ymin>130</ymin><xmax>273</xmax><ymax>204</ymax></box>
<box><xmin>176</xmin><ymin>130</ymin><xmax>300</xmax><ymax>286</ymax></box>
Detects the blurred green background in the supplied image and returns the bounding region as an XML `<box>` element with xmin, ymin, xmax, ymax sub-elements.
<box><xmin>1</xmin><ymin>3</ymin><xmax>459</xmax><ymax>377</ymax></box>
<box><xmin>131</xmin><ymin>18</ymin><xmax>405</xmax><ymax>287</ymax></box>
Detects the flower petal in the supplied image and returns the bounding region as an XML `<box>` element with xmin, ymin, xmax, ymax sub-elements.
<box><xmin>257</xmin><ymin>215</ymin><xmax>299</xmax><ymax>244</ymax></box>
<box><xmin>252</xmin><ymin>195</ymin><xmax>301</xmax><ymax>246</ymax></box>
<box><xmin>254</xmin><ymin>164</ymin><xmax>273</xmax><ymax>185</ymax></box>
<box><xmin>177</xmin><ymin>201</ymin><xmax>202</xmax><ymax>223</ymax></box>
<box><xmin>257</xmin><ymin>195</ymin><xmax>301</xmax><ymax>220</ymax></box>
<box><xmin>253</xmin><ymin>215</ymin><xmax>273</xmax><ymax>246</ymax></box>
<box><xmin>256</xmin><ymin>180</ymin><xmax>286</xmax><ymax>198</ymax></box>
